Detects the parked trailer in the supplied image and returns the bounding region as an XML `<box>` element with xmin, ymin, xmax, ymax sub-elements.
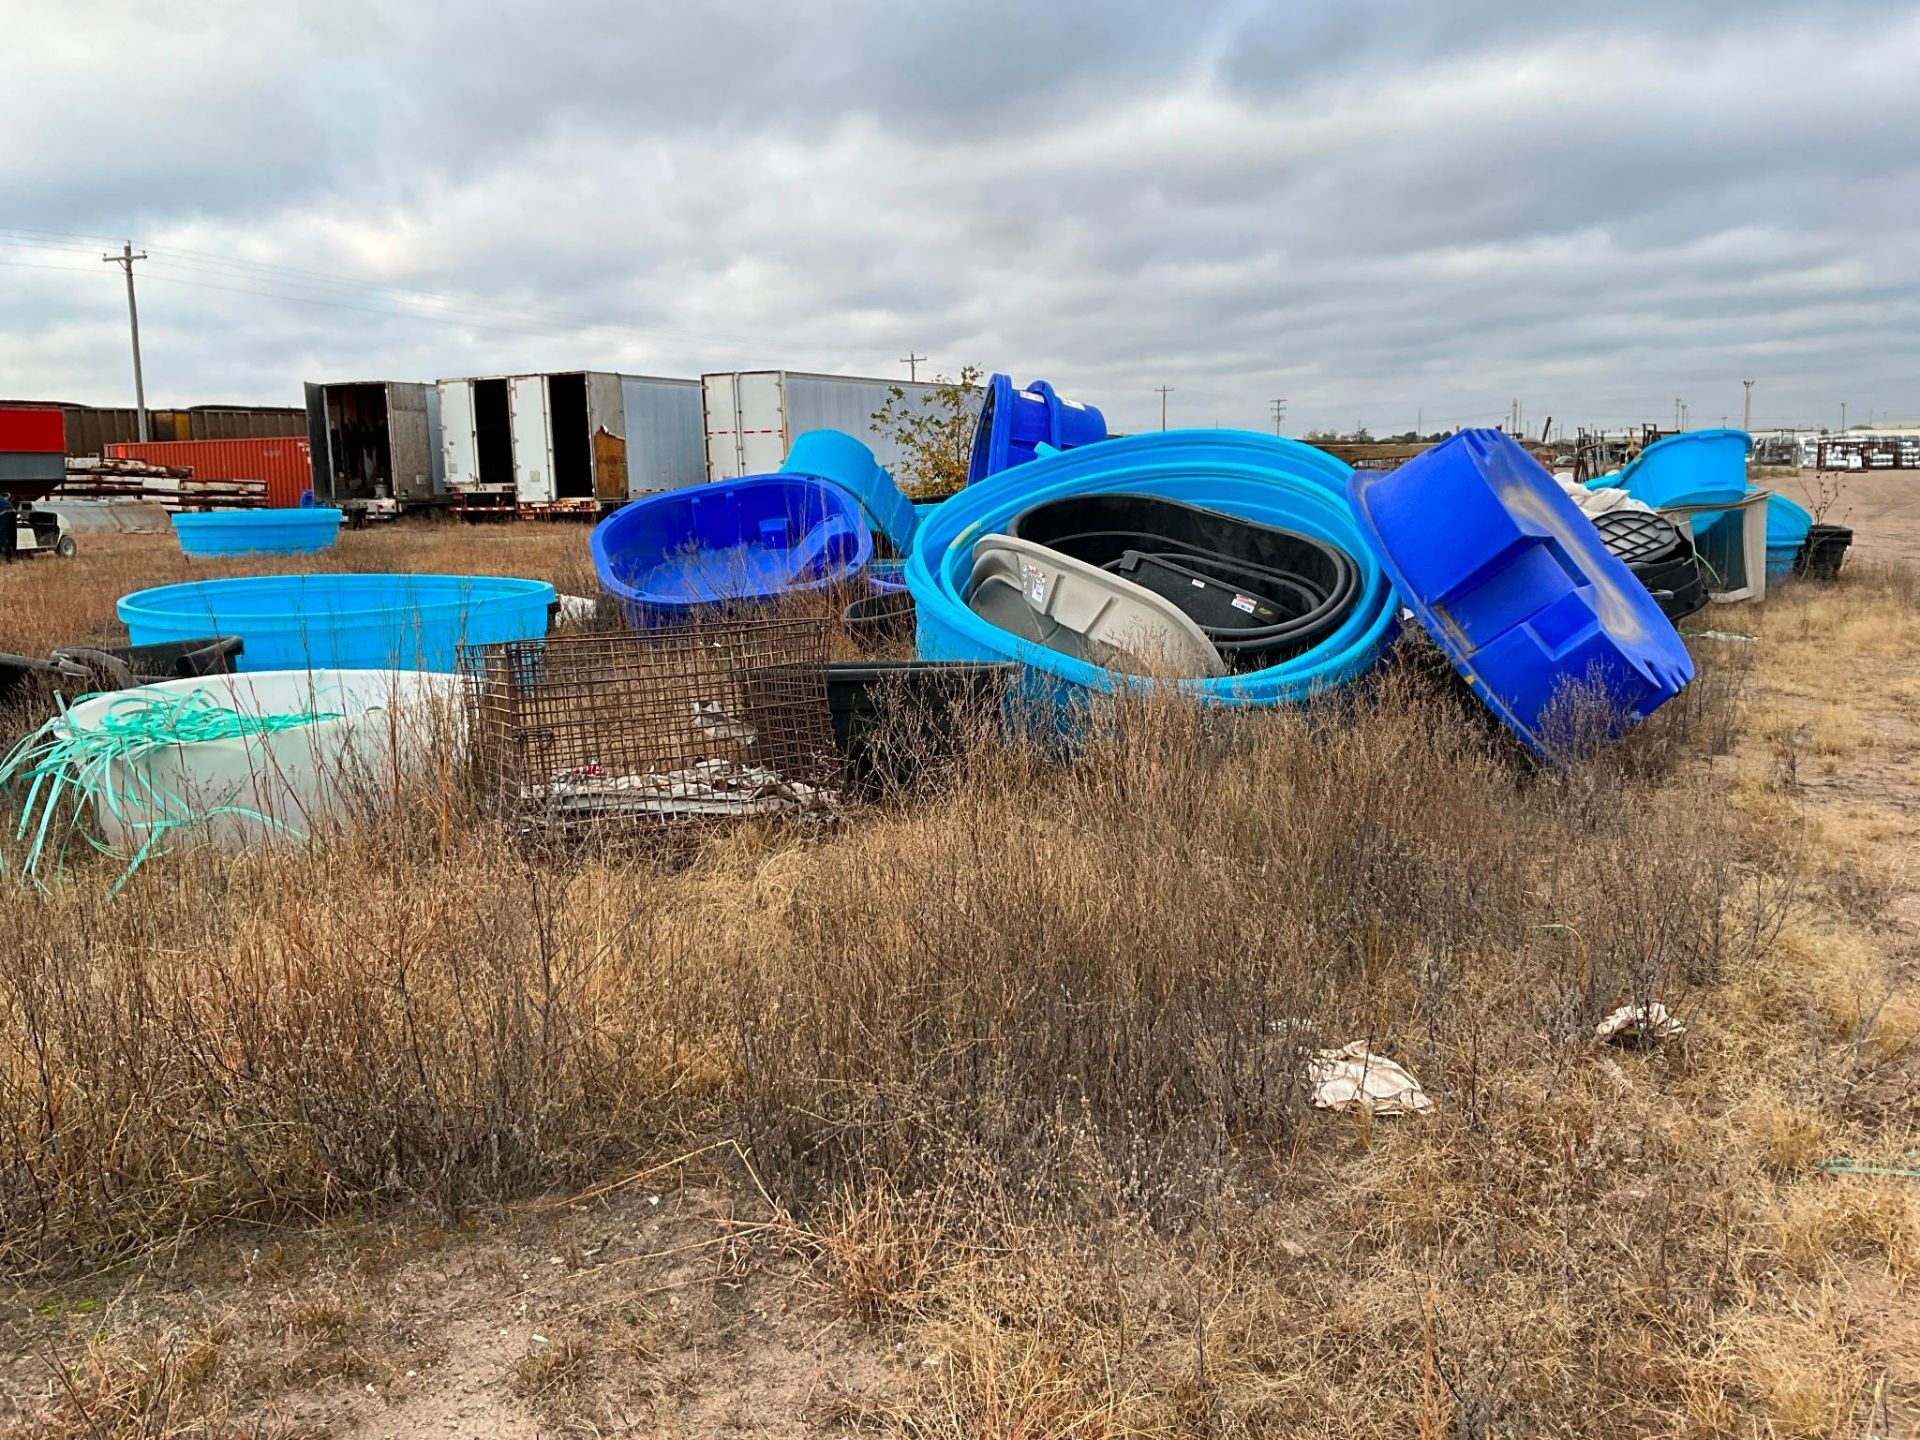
<box><xmin>0</xmin><ymin>405</ymin><xmax>66</xmax><ymax>489</ymax></box>
<box><xmin>619</xmin><ymin>374</ymin><xmax>705</xmax><ymax>499</ymax></box>
<box><xmin>303</xmin><ymin>381</ymin><xmax>443</xmax><ymax>507</ymax></box>
<box><xmin>442</xmin><ymin>371</ymin><xmax>703</xmax><ymax>512</ymax></box>
<box><xmin>439</xmin><ymin>376</ymin><xmax>517</xmax><ymax>500</ymax></box>
<box><xmin>701</xmin><ymin>371</ymin><xmax>970</xmax><ymax>483</ymax></box>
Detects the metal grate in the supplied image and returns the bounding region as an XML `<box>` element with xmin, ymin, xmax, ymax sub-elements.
<box><xmin>463</xmin><ymin>618</ymin><xmax>839</xmax><ymax>837</ymax></box>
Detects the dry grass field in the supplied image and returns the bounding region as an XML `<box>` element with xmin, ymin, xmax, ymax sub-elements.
<box><xmin>0</xmin><ymin>504</ymin><xmax>1917</xmax><ymax>1438</ymax></box>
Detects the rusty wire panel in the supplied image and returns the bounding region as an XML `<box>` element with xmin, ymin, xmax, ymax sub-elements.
<box><xmin>464</xmin><ymin>617</ymin><xmax>839</xmax><ymax>838</ymax></box>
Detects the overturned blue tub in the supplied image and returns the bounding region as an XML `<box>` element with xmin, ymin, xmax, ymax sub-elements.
<box><xmin>1354</xmin><ymin>430</ymin><xmax>1693</xmax><ymax>757</ymax></box>
<box><xmin>967</xmin><ymin>375</ymin><xmax>1108</xmax><ymax>483</ymax></box>
<box><xmin>592</xmin><ymin>473</ymin><xmax>872</xmax><ymax>624</ymax></box>
<box><xmin>908</xmin><ymin>430</ymin><xmax>1398</xmax><ymax>705</ymax></box>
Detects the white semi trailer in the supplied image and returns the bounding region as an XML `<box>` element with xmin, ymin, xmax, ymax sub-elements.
<box><xmin>303</xmin><ymin>379</ymin><xmax>444</xmax><ymax>510</ymax></box>
<box><xmin>700</xmin><ymin>370</ymin><xmax>967</xmax><ymax>482</ymax></box>
<box><xmin>439</xmin><ymin>371</ymin><xmax>705</xmax><ymax>513</ymax></box>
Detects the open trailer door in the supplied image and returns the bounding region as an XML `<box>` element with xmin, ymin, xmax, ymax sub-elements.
<box><xmin>303</xmin><ymin>382</ymin><xmax>329</xmax><ymax>501</ymax></box>
<box><xmin>509</xmin><ymin>375</ymin><xmax>554</xmax><ymax>503</ymax></box>
<box><xmin>383</xmin><ymin>382</ymin><xmax>435</xmax><ymax>502</ymax></box>
<box><xmin>439</xmin><ymin>379</ymin><xmax>478</xmax><ymax>492</ymax></box>
<box><xmin>587</xmin><ymin>371</ymin><xmax>629</xmax><ymax>505</ymax></box>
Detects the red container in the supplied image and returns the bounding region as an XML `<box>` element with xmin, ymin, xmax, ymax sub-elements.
<box><xmin>105</xmin><ymin>437</ymin><xmax>313</xmax><ymax>509</ymax></box>
<box><xmin>0</xmin><ymin>405</ymin><xmax>66</xmax><ymax>453</ymax></box>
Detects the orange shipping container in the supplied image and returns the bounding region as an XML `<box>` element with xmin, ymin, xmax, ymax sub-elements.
<box><xmin>104</xmin><ymin>437</ymin><xmax>312</xmax><ymax>509</ymax></box>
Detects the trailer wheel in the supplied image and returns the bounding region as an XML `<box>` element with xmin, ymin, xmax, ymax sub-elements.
<box><xmin>55</xmin><ymin>535</ymin><xmax>76</xmax><ymax>559</ymax></box>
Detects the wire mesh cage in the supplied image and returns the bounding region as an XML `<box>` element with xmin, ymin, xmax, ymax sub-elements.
<box><xmin>463</xmin><ymin>617</ymin><xmax>839</xmax><ymax>837</ymax></box>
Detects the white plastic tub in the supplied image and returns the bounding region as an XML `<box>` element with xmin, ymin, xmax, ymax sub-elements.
<box><xmin>58</xmin><ymin>669</ymin><xmax>466</xmax><ymax>852</ymax></box>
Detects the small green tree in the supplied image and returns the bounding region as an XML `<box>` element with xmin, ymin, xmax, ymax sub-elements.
<box><xmin>872</xmin><ymin>364</ymin><xmax>983</xmax><ymax>499</ymax></box>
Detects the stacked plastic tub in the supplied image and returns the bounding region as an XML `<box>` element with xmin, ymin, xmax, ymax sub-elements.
<box><xmin>909</xmin><ymin>427</ymin><xmax>1694</xmax><ymax>757</ymax></box>
<box><xmin>908</xmin><ymin>431</ymin><xmax>1397</xmax><ymax>705</ymax></box>
<box><xmin>1597</xmin><ymin>428</ymin><xmax>1812</xmax><ymax>581</ymax></box>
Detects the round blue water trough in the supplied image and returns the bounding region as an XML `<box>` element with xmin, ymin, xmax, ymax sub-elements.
<box><xmin>172</xmin><ymin>508</ymin><xmax>342</xmax><ymax>558</ymax></box>
<box><xmin>118</xmin><ymin>573</ymin><xmax>553</xmax><ymax>672</ymax></box>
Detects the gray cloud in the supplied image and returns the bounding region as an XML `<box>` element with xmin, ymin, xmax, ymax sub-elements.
<box><xmin>2</xmin><ymin>0</ymin><xmax>1916</xmax><ymax>434</ymax></box>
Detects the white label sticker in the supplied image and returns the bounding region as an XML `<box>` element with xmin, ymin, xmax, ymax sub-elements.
<box><xmin>1022</xmin><ymin>562</ymin><xmax>1048</xmax><ymax>608</ymax></box>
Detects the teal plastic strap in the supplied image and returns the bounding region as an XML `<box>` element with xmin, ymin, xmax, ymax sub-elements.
<box><xmin>0</xmin><ymin>688</ymin><xmax>341</xmax><ymax>894</ymax></box>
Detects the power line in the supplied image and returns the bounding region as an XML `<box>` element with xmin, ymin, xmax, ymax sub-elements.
<box><xmin>102</xmin><ymin>242</ymin><xmax>150</xmax><ymax>440</ymax></box>
<box><xmin>0</xmin><ymin>229</ymin><xmax>917</xmax><ymax>366</ymax></box>
<box><xmin>1</xmin><ymin>249</ymin><xmax>893</xmax><ymax>372</ymax></box>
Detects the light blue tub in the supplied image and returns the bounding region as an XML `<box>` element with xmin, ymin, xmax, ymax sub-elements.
<box><xmin>118</xmin><ymin>573</ymin><xmax>554</xmax><ymax>672</ymax></box>
<box><xmin>1605</xmin><ymin>429</ymin><xmax>1752</xmax><ymax>510</ymax></box>
<box><xmin>1766</xmin><ymin>494</ymin><xmax>1813</xmax><ymax>580</ymax></box>
<box><xmin>172</xmin><ymin>508</ymin><xmax>342</xmax><ymax>558</ymax></box>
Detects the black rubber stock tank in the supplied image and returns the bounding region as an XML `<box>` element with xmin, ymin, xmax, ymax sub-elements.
<box><xmin>1007</xmin><ymin>491</ymin><xmax>1361</xmax><ymax>666</ymax></box>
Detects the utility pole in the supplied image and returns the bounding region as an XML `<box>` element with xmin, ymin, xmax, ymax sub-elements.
<box><xmin>1674</xmin><ymin>398</ymin><xmax>1682</xmax><ymax>432</ymax></box>
<box><xmin>1155</xmin><ymin>385</ymin><xmax>1173</xmax><ymax>431</ymax></box>
<box><xmin>900</xmin><ymin>352</ymin><xmax>925</xmax><ymax>382</ymax></box>
<box><xmin>1840</xmin><ymin>401</ymin><xmax>1847</xmax><ymax>433</ymax></box>
<box><xmin>1742</xmin><ymin>379</ymin><xmax>1754</xmax><ymax>432</ymax></box>
<box><xmin>103</xmin><ymin>241</ymin><xmax>150</xmax><ymax>439</ymax></box>
<box><xmin>1269</xmin><ymin>398</ymin><xmax>1286</xmax><ymax>435</ymax></box>
<box><xmin>1416</xmin><ymin>406</ymin><xmax>1422</xmax><ymax>437</ymax></box>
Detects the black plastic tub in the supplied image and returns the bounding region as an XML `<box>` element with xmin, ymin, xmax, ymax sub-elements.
<box><xmin>1795</xmin><ymin>523</ymin><xmax>1853</xmax><ymax>580</ymax></box>
<box><xmin>1591</xmin><ymin>510</ymin><xmax>1709</xmax><ymax>622</ymax></box>
<box><xmin>842</xmin><ymin>589</ymin><xmax>917</xmax><ymax>648</ymax></box>
<box><xmin>826</xmin><ymin>660</ymin><xmax>1015</xmax><ymax>796</ymax></box>
<box><xmin>1007</xmin><ymin>492</ymin><xmax>1360</xmax><ymax>666</ymax></box>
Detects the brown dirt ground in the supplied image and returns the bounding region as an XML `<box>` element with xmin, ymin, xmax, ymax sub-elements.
<box><xmin>1776</xmin><ymin>467</ymin><xmax>1915</xmax><ymax>568</ymax></box>
<box><xmin>1</xmin><ymin>1175</ymin><xmax>913</xmax><ymax>1437</ymax></box>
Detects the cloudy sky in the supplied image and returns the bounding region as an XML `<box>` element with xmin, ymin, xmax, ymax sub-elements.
<box><xmin>3</xmin><ymin>1</ymin><xmax>1917</xmax><ymax>436</ymax></box>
